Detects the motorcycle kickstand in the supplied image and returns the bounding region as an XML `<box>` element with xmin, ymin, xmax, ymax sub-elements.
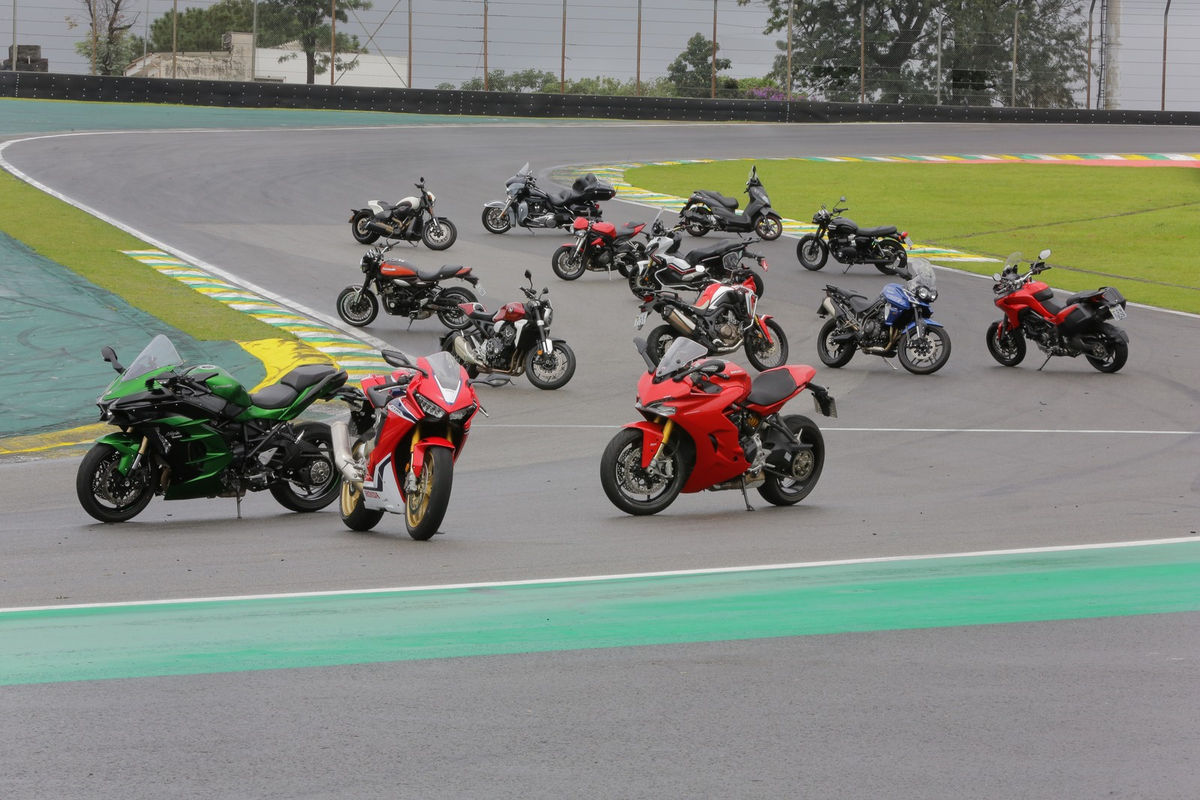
<box><xmin>882</xmin><ymin>356</ymin><xmax>900</xmax><ymax>371</ymax></box>
<box><xmin>1038</xmin><ymin>354</ymin><xmax>1053</xmax><ymax>371</ymax></box>
<box><xmin>739</xmin><ymin>476</ymin><xmax>755</xmax><ymax>512</ymax></box>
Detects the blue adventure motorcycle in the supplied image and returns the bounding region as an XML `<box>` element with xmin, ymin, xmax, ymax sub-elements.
<box><xmin>815</xmin><ymin>260</ymin><xmax>950</xmax><ymax>374</ymax></box>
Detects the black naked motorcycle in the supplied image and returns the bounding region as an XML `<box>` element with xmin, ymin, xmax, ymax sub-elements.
<box><xmin>796</xmin><ymin>196</ymin><xmax>910</xmax><ymax>276</ymax></box>
<box><xmin>627</xmin><ymin>217</ymin><xmax>769</xmax><ymax>299</ymax></box>
<box><xmin>440</xmin><ymin>270</ymin><xmax>577</xmax><ymax>390</ymax></box>
<box><xmin>349</xmin><ymin>176</ymin><xmax>457</xmax><ymax>249</ymax></box>
<box><xmin>335</xmin><ymin>240</ymin><xmax>482</xmax><ymax>330</ymax></box>
<box><xmin>678</xmin><ymin>165</ymin><xmax>783</xmax><ymax>240</ymax></box>
<box><xmin>481</xmin><ymin>163</ymin><xmax>615</xmax><ymax>234</ymax></box>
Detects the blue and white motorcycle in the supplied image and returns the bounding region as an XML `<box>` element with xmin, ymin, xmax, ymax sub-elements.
<box><xmin>815</xmin><ymin>260</ymin><xmax>950</xmax><ymax>374</ymax></box>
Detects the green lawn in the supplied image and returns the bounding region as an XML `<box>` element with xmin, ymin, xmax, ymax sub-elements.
<box><xmin>626</xmin><ymin>159</ymin><xmax>1200</xmax><ymax>314</ymax></box>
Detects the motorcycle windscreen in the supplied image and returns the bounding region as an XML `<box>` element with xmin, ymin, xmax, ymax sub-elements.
<box><xmin>655</xmin><ymin>338</ymin><xmax>708</xmax><ymax>379</ymax></box>
<box><xmin>120</xmin><ymin>335</ymin><xmax>184</xmax><ymax>381</ymax></box>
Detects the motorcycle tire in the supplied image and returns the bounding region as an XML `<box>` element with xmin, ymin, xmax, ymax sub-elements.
<box><xmin>336</xmin><ymin>286</ymin><xmax>379</xmax><ymax>327</ymax></box>
<box><xmin>898</xmin><ymin>326</ymin><xmax>951</xmax><ymax>375</ymax></box>
<box><xmin>875</xmin><ymin>239</ymin><xmax>909</xmax><ymax>276</ymax></box>
<box><xmin>600</xmin><ymin>427</ymin><xmax>688</xmax><ymax>516</ymax></box>
<box><xmin>1085</xmin><ymin>323</ymin><xmax>1129</xmax><ymax>373</ymax></box>
<box><xmin>681</xmin><ymin>207</ymin><xmax>709</xmax><ymax>237</ymax></box>
<box><xmin>755</xmin><ymin>213</ymin><xmax>783</xmax><ymax>241</ymax></box>
<box><xmin>551</xmin><ymin>244</ymin><xmax>587</xmax><ymax>281</ymax></box>
<box><xmin>985</xmin><ymin>321</ymin><xmax>1026</xmax><ymax>367</ymax></box>
<box><xmin>644</xmin><ymin>325</ymin><xmax>681</xmax><ymax>366</ymax></box>
<box><xmin>817</xmin><ymin>318</ymin><xmax>856</xmax><ymax>368</ymax></box>
<box><xmin>744</xmin><ymin>318</ymin><xmax>789</xmax><ymax>371</ymax></box>
<box><xmin>758</xmin><ymin>414</ymin><xmax>825</xmax><ymax>506</ymax></box>
<box><xmin>422</xmin><ymin>217</ymin><xmax>458</xmax><ymax>251</ymax></box>
<box><xmin>269</xmin><ymin>422</ymin><xmax>341</xmax><ymax>512</ymax></box>
<box><xmin>76</xmin><ymin>443</ymin><xmax>155</xmax><ymax>523</ymax></box>
<box><xmin>435</xmin><ymin>287</ymin><xmax>478</xmax><ymax>331</ymax></box>
<box><xmin>351</xmin><ymin>211</ymin><xmax>381</xmax><ymax>245</ymax></box>
<box><xmin>796</xmin><ymin>235</ymin><xmax>829</xmax><ymax>271</ymax></box>
<box><xmin>405</xmin><ymin>446</ymin><xmax>454</xmax><ymax>541</ymax></box>
<box><xmin>481</xmin><ymin>207</ymin><xmax>512</xmax><ymax>234</ymax></box>
<box><xmin>340</xmin><ymin>481</ymin><xmax>384</xmax><ymax>532</ymax></box>
<box><xmin>525</xmin><ymin>340</ymin><xmax>577</xmax><ymax>390</ymax></box>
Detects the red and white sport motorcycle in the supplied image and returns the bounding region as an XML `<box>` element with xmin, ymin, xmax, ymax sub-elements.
<box><xmin>332</xmin><ymin>348</ymin><xmax>502</xmax><ymax>539</ymax></box>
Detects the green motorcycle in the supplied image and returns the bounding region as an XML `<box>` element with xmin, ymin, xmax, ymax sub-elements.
<box><xmin>77</xmin><ymin>334</ymin><xmax>350</xmax><ymax>523</ymax></box>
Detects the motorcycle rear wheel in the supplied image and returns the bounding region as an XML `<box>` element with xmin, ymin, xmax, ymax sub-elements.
<box><xmin>525</xmin><ymin>341</ymin><xmax>577</xmax><ymax>390</ymax></box>
<box><xmin>405</xmin><ymin>446</ymin><xmax>454</xmax><ymax>541</ymax></box>
<box><xmin>744</xmin><ymin>318</ymin><xmax>789</xmax><ymax>371</ymax></box>
<box><xmin>551</xmin><ymin>244</ymin><xmax>587</xmax><ymax>280</ymax></box>
<box><xmin>269</xmin><ymin>422</ymin><xmax>341</xmax><ymax>512</ymax></box>
<box><xmin>1085</xmin><ymin>324</ymin><xmax>1129</xmax><ymax>373</ymax></box>
<box><xmin>898</xmin><ymin>326</ymin><xmax>951</xmax><ymax>375</ymax></box>
<box><xmin>758</xmin><ymin>415</ymin><xmax>825</xmax><ymax>506</ymax></box>
<box><xmin>816</xmin><ymin>318</ymin><xmax>856</xmax><ymax>368</ymax></box>
<box><xmin>796</xmin><ymin>235</ymin><xmax>829</xmax><ymax>271</ymax></box>
<box><xmin>875</xmin><ymin>240</ymin><xmax>909</xmax><ymax>276</ymax></box>
<box><xmin>644</xmin><ymin>325</ymin><xmax>680</xmax><ymax>366</ymax></box>
<box><xmin>76</xmin><ymin>443</ymin><xmax>154</xmax><ymax>523</ymax></box>
<box><xmin>422</xmin><ymin>217</ymin><xmax>458</xmax><ymax>250</ymax></box>
<box><xmin>336</xmin><ymin>286</ymin><xmax>379</xmax><ymax>327</ymax></box>
<box><xmin>340</xmin><ymin>482</ymin><xmax>384</xmax><ymax>532</ymax></box>
<box><xmin>481</xmin><ymin>207</ymin><xmax>512</xmax><ymax>234</ymax></box>
<box><xmin>351</xmin><ymin>211</ymin><xmax>380</xmax><ymax>245</ymax></box>
<box><xmin>435</xmin><ymin>287</ymin><xmax>478</xmax><ymax>330</ymax></box>
<box><xmin>985</xmin><ymin>321</ymin><xmax>1026</xmax><ymax>367</ymax></box>
<box><xmin>600</xmin><ymin>428</ymin><xmax>688</xmax><ymax>516</ymax></box>
<box><xmin>755</xmin><ymin>213</ymin><xmax>783</xmax><ymax>241</ymax></box>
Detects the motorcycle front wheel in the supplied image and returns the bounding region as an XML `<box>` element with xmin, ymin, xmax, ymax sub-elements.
<box><xmin>600</xmin><ymin>428</ymin><xmax>688</xmax><ymax>516</ymax></box>
<box><xmin>405</xmin><ymin>446</ymin><xmax>454</xmax><ymax>541</ymax></box>
<box><xmin>796</xmin><ymin>235</ymin><xmax>829</xmax><ymax>271</ymax></box>
<box><xmin>340</xmin><ymin>482</ymin><xmax>384</xmax><ymax>532</ymax></box>
<box><xmin>481</xmin><ymin>206</ymin><xmax>512</xmax><ymax>234</ymax></box>
<box><xmin>76</xmin><ymin>443</ymin><xmax>155</xmax><ymax>523</ymax></box>
<box><xmin>985</xmin><ymin>321</ymin><xmax>1026</xmax><ymax>367</ymax></box>
<box><xmin>525</xmin><ymin>341</ymin><xmax>577</xmax><ymax>389</ymax></box>
<box><xmin>644</xmin><ymin>324</ymin><xmax>681</xmax><ymax>365</ymax></box>
<box><xmin>435</xmin><ymin>287</ymin><xmax>478</xmax><ymax>330</ymax></box>
<box><xmin>336</xmin><ymin>286</ymin><xmax>379</xmax><ymax>327</ymax></box>
<box><xmin>758</xmin><ymin>414</ymin><xmax>825</xmax><ymax>506</ymax></box>
<box><xmin>898</xmin><ymin>326</ymin><xmax>951</xmax><ymax>374</ymax></box>
<box><xmin>876</xmin><ymin>239</ymin><xmax>909</xmax><ymax>276</ymax></box>
<box><xmin>744</xmin><ymin>318</ymin><xmax>789</xmax><ymax>371</ymax></box>
<box><xmin>755</xmin><ymin>213</ymin><xmax>783</xmax><ymax>241</ymax></box>
<box><xmin>422</xmin><ymin>216</ymin><xmax>458</xmax><ymax>250</ymax></box>
<box><xmin>351</xmin><ymin>211</ymin><xmax>380</xmax><ymax>245</ymax></box>
<box><xmin>1085</xmin><ymin>324</ymin><xmax>1129</xmax><ymax>373</ymax></box>
<box><xmin>816</xmin><ymin>318</ymin><xmax>856</xmax><ymax>368</ymax></box>
<box><xmin>551</xmin><ymin>244</ymin><xmax>587</xmax><ymax>280</ymax></box>
<box><xmin>269</xmin><ymin>422</ymin><xmax>341</xmax><ymax>512</ymax></box>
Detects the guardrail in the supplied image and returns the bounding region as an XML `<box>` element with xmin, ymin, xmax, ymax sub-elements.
<box><xmin>3</xmin><ymin>71</ymin><xmax>1198</xmax><ymax>126</ymax></box>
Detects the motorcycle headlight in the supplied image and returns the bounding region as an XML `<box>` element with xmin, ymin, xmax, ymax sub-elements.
<box><xmin>541</xmin><ymin>306</ymin><xmax>552</xmax><ymax>326</ymax></box>
<box><xmin>449</xmin><ymin>403</ymin><xmax>477</xmax><ymax>424</ymax></box>
<box><xmin>506</xmin><ymin>185</ymin><xmax>521</xmax><ymax>197</ymax></box>
<box><xmin>426</xmin><ymin>192</ymin><xmax>436</xmax><ymax>203</ymax></box>
<box><xmin>415</xmin><ymin>393</ymin><xmax>447</xmax><ymax>420</ymax></box>
<box><xmin>916</xmin><ymin>286</ymin><xmax>937</xmax><ymax>303</ymax></box>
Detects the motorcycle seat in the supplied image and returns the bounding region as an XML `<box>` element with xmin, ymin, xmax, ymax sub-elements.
<box><xmin>614</xmin><ymin>221</ymin><xmax>644</xmax><ymax>240</ymax></box>
<box><xmin>745</xmin><ymin>368</ymin><xmax>797</xmax><ymax>408</ymax></box>
<box><xmin>374</xmin><ymin>200</ymin><xmax>411</xmax><ymax>218</ymax></box>
<box><xmin>832</xmin><ymin>287</ymin><xmax>874</xmax><ymax>314</ymax></box>
<box><xmin>856</xmin><ymin>225</ymin><xmax>898</xmax><ymax>237</ymax></box>
<box><xmin>250</xmin><ymin>364</ymin><xmax>347</xmax><ymax>409</ymax></box>
<box><xmin>700</xmin><ymin>191</ymin><xmax>739</xmax><ymax>210</ymax></box>
<box><xmin>415</xmin><ymin>264</ymin><xmax>468</xmax><ymax>281</ymax></box>
<box><xmin>683</xmin><ymin>241</ymin><xmax>741</xmax><ymax>266</ymax></box>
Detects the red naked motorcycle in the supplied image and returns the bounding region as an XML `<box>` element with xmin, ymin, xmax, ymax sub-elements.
<box><xmin>332</xmin><ymin>348</ymin><xmax>502</xmax><ymax>539</ymax></box>
<box><xmin>599</xmin><ymin>337</ymin><xmax>836</xmax><ymax>516</ymax></box>
<box><xmin>987</xmin><ymin>250</ymin><xmax>1129</xmax><ymax>373</ymax></box>
<box><xmin>550</xmin><ymin>216</ymin><xmax>649</xmax><ymax>280</ymax></box>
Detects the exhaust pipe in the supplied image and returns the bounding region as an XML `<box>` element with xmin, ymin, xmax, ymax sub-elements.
<box><xmin>331</xmin><ymin>421</ymin><xmax>364</xmax><ymax>484</ymax></box>
<box><xmin>451</xmin><ymin>334</ymin><xmax>486</xmax><ymax>367</ymax></box>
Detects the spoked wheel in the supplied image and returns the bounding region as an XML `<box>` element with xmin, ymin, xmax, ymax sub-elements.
<box><xmin>435</xmin><ymin>287</ymin><xmax>478</xmax><ymax>330</ymax></box>
<box><xmin>898</xmin><ymin>326</ymin><xmax>951</xmax><ymax>374</ymax></box>
<box><xmin>600</xmin><ymin>428</ymin><xmax>688</xmax><ymax>516</ymax></box>
<box><xmin>796</xmin><ymin>235</ymin><xmax>829</xmax><ymax>270</ymax></box>
<box><xmin>405</xmin><ymin>446</ymin><xmax>454</xmax><ymax>541</ymax></box>
<box><xmin>524</xmin><ymin>341</ymin><xmax>577</xmax><ymax>389</ymax></box>
<box><xmin>76</xmin><ymin>443</ymin><xmax>154</xmax><ymax>523</ymax></box>
<box><xmin>351</xmin><ymin>211</ymin><xmax>380</xmax><ymax>245</ymax></box>
<box><xmin>422</xmin><ymin>217</ymin><xmax>458</xmax><ymax>250</ymax></box>
<box><xmin>744</xmin><ymin>318</ymin><xmax>789</xmax><ymax>371</ymax></box>
<box><xmin>481</xmin><ymin>207</ymin><xmax>512</xmax><ymax>234</ymax></box>
<box><xmin>816</xmin><ymin>318</ymin><xmax>856</xmax><ymax>368</ymax></box>
<box><xmin>336</xmin><ymin>286</ymin><xmax>379</xmax><ymax>327</ymax></box>
<box><xmin>551</xmin><ymin>245</ymin><xmax>588</xmax><ymax>280</ymax></box>
<box><xmin>269</xmin><ymin>422</ymin><xmax>341</xmax><ymax>512</ymax></box>
<box><xmin>340</xmin><ymin>481</ymin><xmax>384</xmax><ymax>532</ymax></box>
<box><xmin>758</xmin><ymin>414</ymin><xmax>825</xmax><ymax>506</ymax></box>
<box><xmin>1085</xmin><ymin>324</ymin><xmax>1129</xmax><ymax>373</ymax></box>
<box><xmin>875</xmin><ymin>240</ymin><xmax>909</xmax><ymax>276</ymax></box>
<box><xmin>643</xmin><ymin>324</ymin><xmax>680</xmax><ymax>365</ymax></box>
<box><xmin>755</xmin><ymin>213</ymin><xmax>783</xmax><ymax>241</ymax></box>
<box><xmin>985</xmin><ymin>320</ymin><xmax>1026</xmax><ymax>367</ymax></box>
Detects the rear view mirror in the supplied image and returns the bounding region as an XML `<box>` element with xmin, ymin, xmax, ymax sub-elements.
<box><xmin>101</xmin><ymin>345</ymin><xmax>124</xmax><ymax>374</ymax></box>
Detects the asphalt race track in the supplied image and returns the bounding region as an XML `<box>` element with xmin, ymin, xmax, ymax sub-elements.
<box><xmin>2</xmin><ymin>118</ymin><xmax>1199</xmax><ymax>799</ymax></box>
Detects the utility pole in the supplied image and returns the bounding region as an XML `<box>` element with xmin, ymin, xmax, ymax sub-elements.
<box><xmin>172</xmin><ymin>0</ymin><xmax>178</xmax><ymax>78</ymax></box>
<box><xmin>859</xmin><ymin>2</ymin><xmax>865</xmax><ymax>103</ymax></box>
<box><xmin>331</xmin><ymin>0</ymin><xmax>337</xmax><ymax>86</ymax></box>
<box><xmin>11</xmin><ymin>0</ymin><xmax>17</xmax><ymax>72</ymax></box>
<box><xmin>560</xmin><ymin>0</ymin><xmax>566</xmax><ymax>94</ymax></box>
<box><xmin>407</xmin><ymin>0</ymin><xmax>412</xmax><ymax>88</ymax></box>
<box><xmin>785</xmin><ymin>0</ymin><xmax>794</xmax><ymax>101</ymax></box>
<box><xmin>483</xmin><ymin>0</ymin><xmax>488</xmax><ymax>91</ymax></box>
<box><xmin>1086</xmin><ymin>0</ymin><xmax>1098</xmax><ymax>108</ymax></box>
<box><xmin>711</xmin><ymin>0</ymin><xmax>717</xmax><ymax>99</ymax></box>
<box><xmin>251</xmin><ymin>0</ymin><xmax>257</xmax><ymax>81</ymax></box>
<box><xmin>635</xmin><ymin>0</ymin><xmax>642</xmax><ymax>96</ymax></box>
<box><xmin>1162</xmin><ymin>0</ymin><xmax>1173</xmax><ymax>111</ymax></box>
<box><xmin>1011</xmin><ymin>5</ymin><xmax>1018</xmax><ymax>107</ymax></box>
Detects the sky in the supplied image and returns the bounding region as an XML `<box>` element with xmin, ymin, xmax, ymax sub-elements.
<box><xmin>6</xmin><ymin>0</ymin><xmax>1199</xmax><ymax>111</ymax></box>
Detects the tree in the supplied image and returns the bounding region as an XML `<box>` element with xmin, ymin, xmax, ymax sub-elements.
<box><xmin>667</xmin><ymin>33</ymin><xmax>736</xmax><ymax>98</ymax></box>
<box><xmin>263</xmin><ymin>0</ymin><xmax>372</xmax><ymax>84</ymax></box>
<box><xmin>70</xmin><ymin>0</ymin><xmax>140</xmax><ymax>75</ymax></box>
<box><xmin>741</xmin><ymin>0</ymin><xmax>1085</xmax><ymax>107</ymax></box>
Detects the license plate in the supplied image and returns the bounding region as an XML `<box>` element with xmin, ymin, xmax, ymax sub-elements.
<box><xmin>1110</xmin><ymin>304</ymin><xmax>1127</xmax><ymax>321</ymax></box>
<box><xmin>634</xmin><ymin>311</ymin><xmax>648</xmax><ymax>329</ymax></box>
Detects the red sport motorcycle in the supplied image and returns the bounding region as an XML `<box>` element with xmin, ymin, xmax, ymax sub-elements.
<box><xmin>550</xmin><ymin>216</ymin><xmax>649</xmax><ymax>280</ymax></box>
<box><xmin>600</xmin><ymin>337</ymin><xmax>836</xmax><ymax>516</ymax></box>
<box><xmin>987</xmin><ymin>250</ymin><xmax>1129</xmax><ymax>373</ymax></box>
<box><xmin>332</xmin><ymin>348</ymin><xmax>502</xmax><ymax>539</ymax></box>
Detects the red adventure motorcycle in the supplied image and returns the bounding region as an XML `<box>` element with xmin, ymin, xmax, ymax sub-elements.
<box><xmin>332</xmin><ymin>348</ymin><xmax>502</xmax><ymax>539</ymax></box>
<box><xmin>551</xmin><ymin>216</ymin><xmax>648</xmax><ymax>280</ymax></box>
<box><xmin>987</xmin><ymin>249</ymin><xmax>1129</xmax><ymax>373</ymax></box>
<box><xmin>600</xmin><ymin>337</ymin><xmax>836</xmax><ymax>516</ymax></box>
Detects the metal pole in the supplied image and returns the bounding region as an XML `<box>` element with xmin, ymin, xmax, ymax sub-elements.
<box><xmin>1011</xmin><ymin>5</ymin><xmax>1018</xmax><ymax>107</ymax></box>
<box><xmin>711</xmin><ymin>0</ymin><xmax>717</xmax><ymax>99</ymax></box>
<box><xmin>859</xmin><ymin>2</ymin><xmax>865</xmax><ymax>103</ymax></box>
<box><xmin>1086</xmin><ymin>0</ymin><xmax>1098</xmax><ymax>109</ymax></box>
<box><xmin>560</xmin><ymin>0</ymin><xmax>566</xmax><ymax>94</ymax></box>
<box><xmin>936</xmin><ymin>15</ymin><xmax>942</xmax><ymax>105</ymax></box>
<box><xmin>635</xmin><ymin>0</ymin><xmax>641</xmax><ymax>96</ymax></box>
<box><xmin>171</xmin><ymin>0</ymin><xmax>177</xmax><ymax>78</ymax></box>
<box><xmin>483</xmin><ymin>0</ymin><xmax>488</xmax><ymax>91</ymax></box>
<box><xmin>11</xmin><ymin>0</ymin><xmax>17</xmax><ymax>71</ymax></box>
<box><xmin>251</xmin><ymin>0</ymin><xmax>257</xmax><ymax>81</ymax></box>
<box><xmin>786</xmin><ymin>0</ymin><xmax>793</xmax><ymax>101</ymax></box>
<box><xmin>1162</xmin><ymin>0</ymin><xmax>1172</xmax><ymax>111</ymax></box>
<box><xmin>144</xmin><ymin>0</ymin><xmax>149</xmax><ymax>62</ymax></box>
<box><xmin>331</xmin><ymin>0</ymin><xmax>336</xmax><ymax>86</ymax></box>
<box><xmin>407</xmin><ymin>0</ymin><xmax>412</xmax><ymax>88</ymax></box>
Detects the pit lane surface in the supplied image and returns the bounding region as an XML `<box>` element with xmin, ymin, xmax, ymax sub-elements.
<box><xmin>2</xmin><ymin>120</ymin><xmax>1198</xmax><ymax>798</ymax></box>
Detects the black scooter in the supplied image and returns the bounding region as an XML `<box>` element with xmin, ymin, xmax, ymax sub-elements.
<box><xmin>678</xmin><ymin>165</ymin><xmax>783</xmax><ymax>240</ymax></box>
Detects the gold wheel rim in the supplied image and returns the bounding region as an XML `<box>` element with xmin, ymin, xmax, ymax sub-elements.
<box><xmin>405</xmin><ymin>460</ymin><xmax>433</xmax><ymax>528</ymax></box>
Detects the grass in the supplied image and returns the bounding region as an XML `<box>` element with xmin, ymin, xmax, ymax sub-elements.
<box><xmin>626</xmin><ymin>159</ymin><xmax>1200</xmax><ymax>314</ymax></box>
<box><xmin>0</xmin><ymin>170</ymin><xmax>287</xmax><ymax>342</ymax></box>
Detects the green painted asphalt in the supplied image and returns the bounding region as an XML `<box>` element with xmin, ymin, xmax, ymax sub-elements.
<box><xmin>2</xmin><ymin>541</ymin><xmax>1197</xmax><ymax>686</ymax></box>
